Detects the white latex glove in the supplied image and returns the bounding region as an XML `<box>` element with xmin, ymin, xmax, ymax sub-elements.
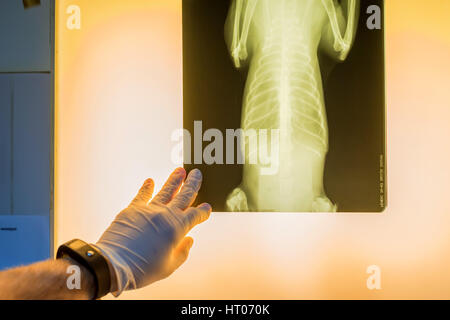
<box><xmin>94</xmin><ymin>168</ymin><xmax>212</xmax><ymax>296</ymax></box>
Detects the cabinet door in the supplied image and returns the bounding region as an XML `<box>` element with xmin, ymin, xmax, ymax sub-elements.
<box><xmin>0</xmin><ymin>0</ymin><xmax>51</xmax><ymax>72</ymax></box>
<box><xmin>0</xmin><ymin>215</ymin><xmax>50</xmax><ymax>270</ymax></box>
<box><xmin>0</xmin><ymin>75</ymin><xmax>12</xmax><ymax>215</ymax></box>
<box><xmin>12</xmin><ymin>74</ymin><xmax>51</xmax><ymax>215</ymax></box>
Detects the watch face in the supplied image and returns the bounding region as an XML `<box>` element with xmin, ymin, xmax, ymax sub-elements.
<box><xmin>183</xmin><ymin>0</ymin><xmax>386</xmax><ymax>213</ymax></box>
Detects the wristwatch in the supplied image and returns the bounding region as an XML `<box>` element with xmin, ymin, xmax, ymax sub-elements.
<box><xmin>56</xmin><ymin>239</ymin><xmax>111</xmax><ymax>299</ymax></box>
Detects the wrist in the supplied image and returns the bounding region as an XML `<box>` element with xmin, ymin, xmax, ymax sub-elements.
<box><xmin>57</xmin><ymin>239</ymin><xmax>112</xmax><ymax>299</ymax></box>
<box><xmin>59</xmin><ymin>257</ymin><xmax>96</xmax><ymax>299</ymax></box>
<box><xmin>93</xmin><ymin>242</ymin><xmax>135</xmax><ymax>296</ymax></box>
<box><xmin>102</xmin><ymin>249</ymin><xmax>118</xmax><ymax>293</ymax></box>
<box><xmin>91</xmin><ymin>243</ymin><xmax>121</xmax><ymax>294</ymax></box>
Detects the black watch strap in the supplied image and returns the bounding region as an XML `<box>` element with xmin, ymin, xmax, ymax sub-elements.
<box><xmin>56</xmin><ymin>239</ymin><xmax>111</xmax><ymax>299</ymax></box>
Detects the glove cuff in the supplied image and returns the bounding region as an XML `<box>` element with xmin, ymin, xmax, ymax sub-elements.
<box><xmin>91</xmin><ymin>243</ymin><xmax>137</xmax><ymax>297</ymax></box>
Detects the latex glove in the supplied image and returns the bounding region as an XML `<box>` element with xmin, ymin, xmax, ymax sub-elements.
<box><xmin>94</xmin><ymin>168</ymin><xmax>212</xmax><ymax>296</ymax></box>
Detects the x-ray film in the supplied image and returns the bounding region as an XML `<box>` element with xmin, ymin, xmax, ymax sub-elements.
<box><xmin>183</xmin><ymin>0</ymin><xmax>386</xmax><ymax>213</ymax></box>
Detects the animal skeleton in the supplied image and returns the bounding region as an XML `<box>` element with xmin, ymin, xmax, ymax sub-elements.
<box><xmin>225</xmin><ymin>0</ymin><xmax>359</xmax><ymax>212</ymax></box>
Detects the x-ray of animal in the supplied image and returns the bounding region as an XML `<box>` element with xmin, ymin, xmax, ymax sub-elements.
<box><xmin>183</xmin><ymin>0</ymin><xmax>386</xmax><ymax>213</ymax></box>
<box><xmin>225</xmin><ymin>0</ymin><xmax>359</xmax><ymax>212</ymax></box>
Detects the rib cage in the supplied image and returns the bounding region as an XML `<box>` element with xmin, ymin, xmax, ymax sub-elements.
<box><xmin>242</xmin><ymin>18</ymin><xmax>327</xmax><ymax>154</ymax></box>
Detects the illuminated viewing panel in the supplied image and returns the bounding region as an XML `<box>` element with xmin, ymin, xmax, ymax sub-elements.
<box><xmin>55</xmin><ymin>0</ymin><xmax>450</xmax><ymax>299</ymax></box>
<box><xmin>183</xmin><ymin>0</ymin><xmax>386</xmax><ymax>213</ymax></box>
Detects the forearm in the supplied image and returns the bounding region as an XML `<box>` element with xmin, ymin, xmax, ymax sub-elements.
<box><xmin>0</xmin><ymin>258</ymin><xmax>95</xmax><ymax>300</ymax></box>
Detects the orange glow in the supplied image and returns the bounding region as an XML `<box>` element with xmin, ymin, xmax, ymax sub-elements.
<box><xmin>56</xmin><ymin>0</ymin><xmax>450</xmax><ymax>299</ymax></box>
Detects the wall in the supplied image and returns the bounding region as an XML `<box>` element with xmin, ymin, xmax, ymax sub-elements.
<box><xmin>55</xmin><ymin>0</ymin><xmax>450</xmax><ymax>299</ymax></box>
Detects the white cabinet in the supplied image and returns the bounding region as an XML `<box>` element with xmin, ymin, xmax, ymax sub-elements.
<box><xmin>12</xmin><ymin>74</ymin><xmax>52</xmax><ymax>215</ymax></box>
<box><xmin>0</xmin><ymin>74</ymin><xmax>51</xmax><ymax>216</ymax></box>
<box><xmin>0</xmin><ymin>1</ymin><xmax>54</xmax><ymax>269</ymax></box>
<box><xmin>0</xmin><ymin>76</ymin><xmax>12</xmax><ymax>214</ymax></box>
<box><xmin>0</xmin><ymin>74</ymin><xmax>52</xmax><ymax>268</ymax></box>
<box><xmin>0</xmin><ymin>216</ymin><xmax>50</xmax><ymax>269</ymax></box>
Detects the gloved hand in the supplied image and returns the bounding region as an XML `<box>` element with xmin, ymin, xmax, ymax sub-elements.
<box><xmin>94</xmin><ymin>168</ymin><xmax>212</xmax><ymax>296</ymax></box>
